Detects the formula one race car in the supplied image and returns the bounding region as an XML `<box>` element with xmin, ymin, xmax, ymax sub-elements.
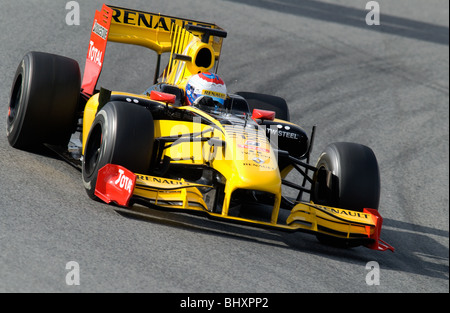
<box><xmin>6</xmin><ymin>4</ymin><xmax>393</xmax><ymax>251</ymax></box>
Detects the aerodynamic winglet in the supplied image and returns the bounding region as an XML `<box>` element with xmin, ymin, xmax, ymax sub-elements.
<box><xmin>364</xmin><ymin>208</ymin><xmax>395</xmax><ymax>252</ymax></box>
<box><xmin>95</xmin><ymin>164</ymin><xmax>136</xmax><ymax>207</ymax></box>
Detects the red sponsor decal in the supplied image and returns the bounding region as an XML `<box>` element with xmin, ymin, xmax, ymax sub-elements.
<box><xmin>95</xmin><ymin>164</ymin><xmax>136</xmax><ymax>207</ymax></box>
<box><xmin>81</xmin><ymin>4</ymin><xmax>112</xmax><ymax>95</ymax></box>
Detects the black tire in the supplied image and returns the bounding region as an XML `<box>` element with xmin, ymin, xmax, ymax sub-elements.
<box><xmin>82</xmin><ymin>101</ymin><xmax>154</xmax><ymax>200</ymax></box>
<box><xmin>6</xmin><ymin>51</ymin><xmax>80</xmax><ymax>150</ymax></box>
<box><xmin>312</xmin><ymin>142</ymin><xmax>380</xmax><ymax>211</ymax></box>
<box><xmin>236</xmin><ymin>91</ymin><xmax>290</xmax><ymax>121</ymax></box>
<box><xmin>311</xmin><ymin>142</ymin><xmax>381</xmax><ymax>248</ymax></box>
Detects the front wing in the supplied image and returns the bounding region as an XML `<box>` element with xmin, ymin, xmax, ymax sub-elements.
<box><xmin>94</xmin><ymin>164</ymin><xmax>394</xmax><ymax>252</ymax></box>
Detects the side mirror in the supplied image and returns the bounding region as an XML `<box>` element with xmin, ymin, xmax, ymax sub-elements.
<box><xmin>252</xmin><ymin>108</ymin><xmax>276</xmax><ymax>121</ymax></box>
<box><xmin>149</xmin><ymin>90</ymin><xmax>176</xmax><ymax>104</ymax></box>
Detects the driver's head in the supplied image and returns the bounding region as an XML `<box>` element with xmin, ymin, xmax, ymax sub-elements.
<box><xmin>185</xmin><ymin>72</ymin><xmax>227</xmax><ymax>106</ymax></box>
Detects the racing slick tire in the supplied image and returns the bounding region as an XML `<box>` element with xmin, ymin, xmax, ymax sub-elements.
<box><xmin>82</xmin><ymin>101</ymin><xmax>154</xmax><ymax>200</ymax></box>
<box><xmin>311</xmin><ymin>142</ymin><xmax>380</xmax><ymax>248</ymax></box>
<box><xmin>6</xmin><ymin>51</ymin><xmax>80</xmax><ymax>150</ymax></box>
<box><xmin>236</xmin><ymin>91</ymin><xmax>290</xmax><ymax>121</ymax></box>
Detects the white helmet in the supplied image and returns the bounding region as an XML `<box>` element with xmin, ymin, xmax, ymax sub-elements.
<box><xmin>185</xmin><ymin>72</ymin><xmax>227</xmax><ymax>106</ymax></box>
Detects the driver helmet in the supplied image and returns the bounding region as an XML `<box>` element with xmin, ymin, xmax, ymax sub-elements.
<box><xmin>185</xmin><ymin>72</ymin><xmax>227</xmax><ymax>106</ymax></box>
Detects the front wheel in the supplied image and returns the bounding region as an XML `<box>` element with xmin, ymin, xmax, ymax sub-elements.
<box><xmin>311</xmin><ymin>142</ymin><xmax>381</xmax><ymax>247</ymax></box>
<box><xmin>311</xmin><ymin>142</ymin><xmax>380</xmax><ymax>211</ymax></box>
<box><xmin>82</xmin><ymin>101</ymin><xmax>154</xmax><ymax>200</ymax></box>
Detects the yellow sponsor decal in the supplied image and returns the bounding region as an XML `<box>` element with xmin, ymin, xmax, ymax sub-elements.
<box><xmin>203</xmin><ymin>90</ymin><xmax>226</xmax><ymax>99</ymax></box>
<box><xmin>308</xmin><ymin>203</ymin><xmax>374</xmax><ymax>224</ymax></box>
<box><xmin>136</xmin><ymin>174</ymin><xmax>211</xmax><ymax>190</ymax></box>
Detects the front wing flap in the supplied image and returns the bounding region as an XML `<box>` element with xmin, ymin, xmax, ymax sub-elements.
<box><xmin>287</xmin><ymin>203</ymin><xmax>394</xmax><ymax>251</ymax></box>
<box><xmin>95</xmin><ymin>164</ymin><xmax>210</xmax><ymax>211</ymax></box>
<box><xmin>95</xmin><ymin>164</ymin><xmax>394</xmax><ymax>252</ymax></box>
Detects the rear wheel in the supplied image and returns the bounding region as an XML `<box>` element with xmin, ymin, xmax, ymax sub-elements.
<box><xmin>82</xmin><ymin>101</ymin><xmax>154</xmax><ymax>200</ymax></box>
<box><xmin>7</xmin><ymin>51</ymin><xmax>80</xmax><ymax>150</ymax></box>
<box><xmin>236</xmin><ymin>91</ymin><xmax>290</xmax><ymax>121</ymax></box>
<box><xmin>311</xmin><ymin>142</ymin><xmax>380</xmax><ymax>247</ymax></box>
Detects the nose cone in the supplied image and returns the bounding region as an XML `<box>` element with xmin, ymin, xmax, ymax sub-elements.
<box><xmin>230</xmin><ymin>155</ymin><xmax>281</xmax><ymax>193</ymax></box>
<box><xmin>220</xmin><ymin>124</ymin><xmax>281</xmax><ymax>194</ymax></box>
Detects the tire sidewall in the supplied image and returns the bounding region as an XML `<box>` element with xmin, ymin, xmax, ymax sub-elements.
<box><xmin>82</xmin><ymin>108</ymin><xmax>115</xmax><ymax>198</ymax></box>
<box><xmin>7</xmin><ymin>55</ymin><xmax>33</xmax><ymax>147</ymax></box>
<box><xmin>313</xmin><ymin>142</ymin><xmax>380</xmax><ymax>212</ymax></box>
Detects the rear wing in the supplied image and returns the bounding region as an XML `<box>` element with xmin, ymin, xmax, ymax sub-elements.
<box><xmin>81</xmin><ymin>4</ymin><xmax>226</xmax><ymax>95</ymax></box>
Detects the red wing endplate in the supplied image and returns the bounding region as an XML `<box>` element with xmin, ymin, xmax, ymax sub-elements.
<box><xmin>81</xmin><ymin>4</ymin><xmax>112</xmax><ymax>96</ymax></box>
<box><xmin>364</xmin><ymin>208</ymin><xmax>395</xmax><ymax>252</ymax></box>
<box><xmin>95</xmin><ymin>164</ymin><xmax>136</xmax><ymax>207</ymax></box>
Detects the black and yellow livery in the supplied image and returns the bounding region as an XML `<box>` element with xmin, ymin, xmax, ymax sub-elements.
<box><xmin>6</xmin><ymin>4</ymin><xmax>393</xmax><ymax>252</ymax></box>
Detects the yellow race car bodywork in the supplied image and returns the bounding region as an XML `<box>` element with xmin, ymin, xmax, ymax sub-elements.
<box><xmin>81</xmin><ymin>4</ymin><xmax>393</xmax><ymax>252</ymax></box>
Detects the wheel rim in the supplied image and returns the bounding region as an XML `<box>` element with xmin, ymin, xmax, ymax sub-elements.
<box><xmin>8</xmin><ymin>74</ymin><xmax>22</xmax><ymax>125</ymax></box>
<box><xmin>84</xmin><ymin>123</ymin><xmax>103</xmax><ymax>177</ymax></box>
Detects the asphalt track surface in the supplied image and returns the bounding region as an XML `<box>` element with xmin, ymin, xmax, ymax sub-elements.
<box><xmin>0</xmin><ymin>0</ymin><xmax>448</xmax><ymax>294</ymax></box>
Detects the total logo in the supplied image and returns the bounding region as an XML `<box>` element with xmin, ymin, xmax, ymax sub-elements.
<box><xmin>88</xmin><ymin>40</ymin><xmax>103</xmax><ymax>67</ymax></box>
<box><xmin>114</xmin><ymin>168</ymin><xmax>133</xmax><ymax>193</ymax></box>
